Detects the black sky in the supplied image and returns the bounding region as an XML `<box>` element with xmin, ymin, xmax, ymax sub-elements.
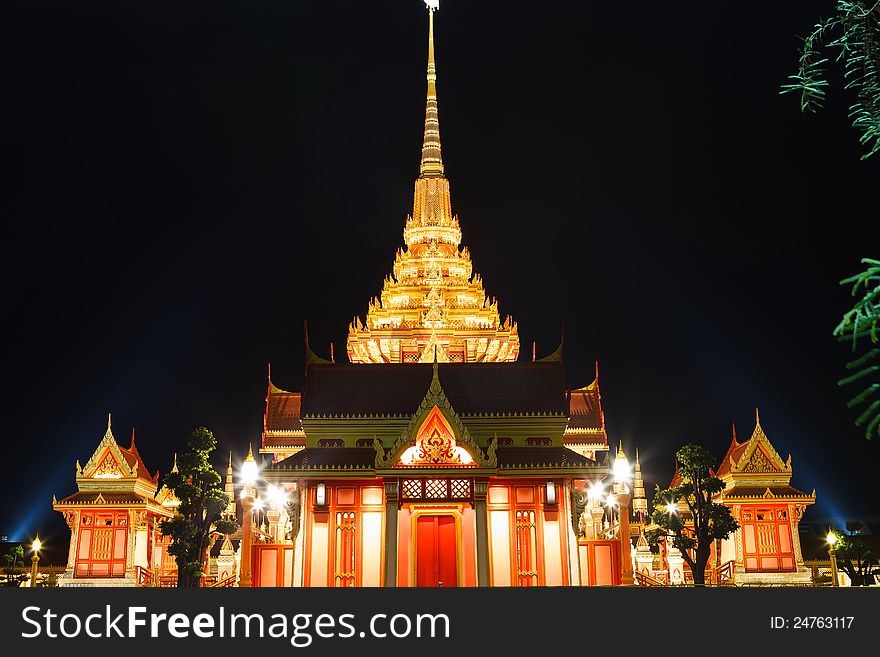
<box><xmin>2</xmin><ymin>0</ymin><xmax>878</xmax><ymax>549</ymax></box>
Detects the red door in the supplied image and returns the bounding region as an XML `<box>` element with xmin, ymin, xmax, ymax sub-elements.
<box><xmin>416</xmin><ymin>515</ymin><xmax>457</xmax><ymax>587</ymax></box>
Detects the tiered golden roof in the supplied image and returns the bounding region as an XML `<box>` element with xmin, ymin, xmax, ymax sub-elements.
<box><xmin>347</xmin><ymin>7</ymin><xmax>519</xmax><ymax>364</ymax></box>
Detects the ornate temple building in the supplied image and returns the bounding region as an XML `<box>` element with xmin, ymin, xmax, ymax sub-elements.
<box><xmin>51</xmin><ymin>416</ymin><xmax>176</xmax><ymax>586</ymax></box>
<box><xmin>50</xmin><ymin>2</ymin><xmax>818</xmax><ymax>588</ymax></box>
<box><xmin>632</xmin><ymin>412</ymin><xmax>816</xmax><ymax>586</ymax></box>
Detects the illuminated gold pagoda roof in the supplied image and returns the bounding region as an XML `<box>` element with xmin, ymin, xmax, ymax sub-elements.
<box><xmin>347</xmin><ymin>6</ymin><xmax>518</xmax><ymax>364</ymax></box>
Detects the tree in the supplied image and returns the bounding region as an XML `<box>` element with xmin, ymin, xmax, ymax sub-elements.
<box><xmin>1</xmin><ymin>545</ymin><xmax>28</xmax><ymax>587</ymax></box>
<box><xmin>830</xmin><ymin>528</ymin><xmax>878</xmax><ymax>585</ymax></box>
<box><xmin>833</xmin><ymin>258</ymin><xmax>880</xmax><ymax>439</ymax></box>
<box><xmin>780</xmin><ymin>1</ymin><xmax>880</xmax><ymax>160</ymax></box>
<box><xmin>159</xmin><ymin>427</ymin><xmax>238</xmax><ymax>587</ymax></box>
<box><xmin>646</xmin><ymin>444</ymin><xmax>739</xmax><ymax>586</ymax></box>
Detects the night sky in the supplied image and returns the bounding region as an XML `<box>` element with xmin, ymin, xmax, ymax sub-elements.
<box><xmin>2</xmin><ymin>1</ymin><xmax>878</xmax><ymax>552</ymax></box>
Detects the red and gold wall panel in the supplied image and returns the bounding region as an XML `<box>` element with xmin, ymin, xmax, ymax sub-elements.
<box><xmin>75</xmin><ymin>511</ymin><xmax>129</xmax><ymax>578</ymax></box>
<box><xmin>486</xmin><ymin>480</ymin><xmax>570</xmax><ymax>587</ymax></box>
<box><xmin>740</xmin><ymin>505</ymin><xmax>795</xmax><ymax>572</ymax></box>
<box><xmin>303</xmin><ymin>482</ymin><xmax>385</xmax><ymax>587</ymax></box>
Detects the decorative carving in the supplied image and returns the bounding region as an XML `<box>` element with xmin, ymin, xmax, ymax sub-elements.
<box><xmin>743</xmin><ymin>449</ymin><xmax>776</xmax><ymax>473</ymax></box>
<box><xmin>93</xmin><ymin>454</ymin><xmax>123</xmax><ymax>478</ymax></box>
<box><xmin>570</xmin><ymin>486</ymin><xmax>588</xmax><ymax>536</ymax></box>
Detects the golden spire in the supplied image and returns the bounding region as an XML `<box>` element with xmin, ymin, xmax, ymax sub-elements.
<box><xmin>420</xmin><ymin>4</ymin><xmax>444</xmax><ymax>177</ymax></box>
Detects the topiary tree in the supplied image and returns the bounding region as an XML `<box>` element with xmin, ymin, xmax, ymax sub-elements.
<box><xmin>833</xmin><ymin>258</ymin><xmax>879</xmax><ymax>439</ymax></box>
<box><xmin>780</xmin><ymin>1</ymin><xmax>880</xmax><ymax>160</ymax></box>
<box><xmin>646</xmin><ymin>444</ymin><xmax>739</xmax><ymax>586</ymax></box>
<box><xmin>159</xmin><ymin>427</ymin><xmax>238</xmax><ymax>587</ymax></box>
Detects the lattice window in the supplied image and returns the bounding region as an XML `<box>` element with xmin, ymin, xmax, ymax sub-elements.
<box><xmin>515</xmin><ymin>510</ymin><xmax>539</xmax><ymax>586</ymax></box>
<box><xmin>334</xmin><ymin>512</ymin><xmax>356</xmax><ymax>587</ymax></box>
<box><xmin>757</xmin><ymin>523</ymin><xmax>777</xmax><ymax>555</ymax></box>
<box><xmin>402</xmin><ymin>479</ymin><xmax>423</xmax><ymax>499</ymax></box>
<box><xmin>403</xmin><ymin>352</ymin><xmax>420</xmax><ymax>363</ymax></box>
<box><xmin>425</xmin><ymin>479</ymin><xmax>449</xmax><ymax>498</ymax></box>
<box><xmin>449</xmin><ymin>479</ymin><xmax>470</xmax><ymax>499</ymax></box>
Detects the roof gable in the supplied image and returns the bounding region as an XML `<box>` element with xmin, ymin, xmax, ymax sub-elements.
<box><xmin>730</xmin><ymin>412</ymin><xmax>791</xmax><ymax>476</ymax></box>
<box><xmin>377</xmin><ymin>362</ymin><xmax>495</xmax><ymax>468</ymax></box>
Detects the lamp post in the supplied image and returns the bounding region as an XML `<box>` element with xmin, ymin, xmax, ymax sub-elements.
<box><xmin>30</xmin><ymin>538</ymin><xmax>41</xmax><ymax>588</ymax></box>
<box><xmin>827</xmin><ymin>532</ymin><xmax>840</xmax><ymax>587</ymax></box>
<box><xmin>239</xmin><ymin>444</ymin><xmax>259</xmax><ymax>588</ymax></box>
<box><xmin>613</xmin><ymin>444</ymin><xmax>634</xmax><ymax>586</ymax></box>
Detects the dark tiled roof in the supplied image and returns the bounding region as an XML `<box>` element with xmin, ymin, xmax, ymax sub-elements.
<box><xmin>300</xmin><ymin>361</ymin><xmax>568</xmax><ymax>416</ymax></box>
<box><xmin>722</xmin><ymin>484</ymin><xmax>812</xmax><ymax>499</ymax></box>
<box><xmin>497</xmin><ymin>447</ymin><xmax>595</xmax><ymax>469</ymax></box>
<box><xmin>266</xmin><ymin>391</ymin><xmax>303</xmax><ymax>432</ymax></box>
<box><xmin>567</xmin><ymin>385</ymin><xmax>602</xmax><ymax>431</ymax></box>
<box><xmin>55</xmin><ymin>491</ymin><xmax>150</xmax><ymax>505</ymax></box>
<box><xmin>267</xmin><ymin>448</ymin><xmax>376</xmax><ymax>471</ymax></box>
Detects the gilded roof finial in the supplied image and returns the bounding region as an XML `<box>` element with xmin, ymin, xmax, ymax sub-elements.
<box><xmin>171</xmin><ymin>453</ymin><xmax>179</xmax><ymax>474</ymax></box>
<box><xmin>420</xmin><ymin>2</ymin><xmax>444</xmax><ymax>177</ymax></box>
<box><xmin>617</xmin><ymin>441</ymin><xmax>625</xmax><ymax>458</ymax></box>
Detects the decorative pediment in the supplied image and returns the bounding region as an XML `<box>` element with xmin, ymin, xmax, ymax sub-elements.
<box><xmin>93</xmin><ymin>452</ymin><xmax>125</xmax><ymax>479</ymax></box>
<box><xmin>398</xmin><ymin>406</ymin><xmax>474</xmax><ymax>466</ymax></box>
<box><xmin>376</xmin><ymin>362</ymin><xmax>495</xmax><ymax>468</ymax></box>
<box><xmin>732</xmin><ymin>412</ymin><xmax>791</xmax><ymax>475</ymax></box>
<box><xmin>78</xmin><ymin>415</ymin><xmax>138</xmax><ymax>481</ymax></box>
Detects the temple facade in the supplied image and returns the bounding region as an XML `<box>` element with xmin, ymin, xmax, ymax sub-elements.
<box><xmin>51</xmin><ymin>3</ymin><xmax>819</xmax><ymax>588</ymax></box>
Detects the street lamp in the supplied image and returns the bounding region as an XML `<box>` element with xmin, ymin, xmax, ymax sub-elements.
<box><xmin>30</xmin><ymin>537</ymin><xmax>41</xmax><ymax>588</ymax></box>
<box><xmin>826</xmin><ymin>531</ymin><xmax>840</xmax><ymax>587</ymax></box>
<box><xmin>238</xmin><ymin>444</ymin><xmax>259</xmax><ymax>588</ymax></box>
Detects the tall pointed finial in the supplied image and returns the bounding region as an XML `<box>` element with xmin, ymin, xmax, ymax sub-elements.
<box><xmin>420</xmin><ymin>1</ymin><xmax>444</xmax><ymax>177</ymax></box>
<box><xmin>617</xmin><ymin>440</ymin><xmax>625</xmax><ymax>458</ymax></box>
<box><xmin>245</xmin><ymin>443</ymin><xmax>255</xmax><ymax>462</ymax></box>
<box><xmin>171</xmin><ymin>453</ymin><xmax>179</xmax><ymax>474</ymax></box>
<box><xmin>129</xmin><ymin>427</ymin><xmax>136</xmax><ymax>450</ymax></box>
<box><xmin>224</xmin><ymin>450</ymin><xmax>235</xmax><ymax>514</ymax></box>
<box><xmin>755</xmin><ymin>407</ymin><xmax>761</xmax><ymax>426</ymax></box>
<box><xmin>532</xmin><ymin>341</ymin><xmax>536</xmax><ymax>362</ymax></box>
